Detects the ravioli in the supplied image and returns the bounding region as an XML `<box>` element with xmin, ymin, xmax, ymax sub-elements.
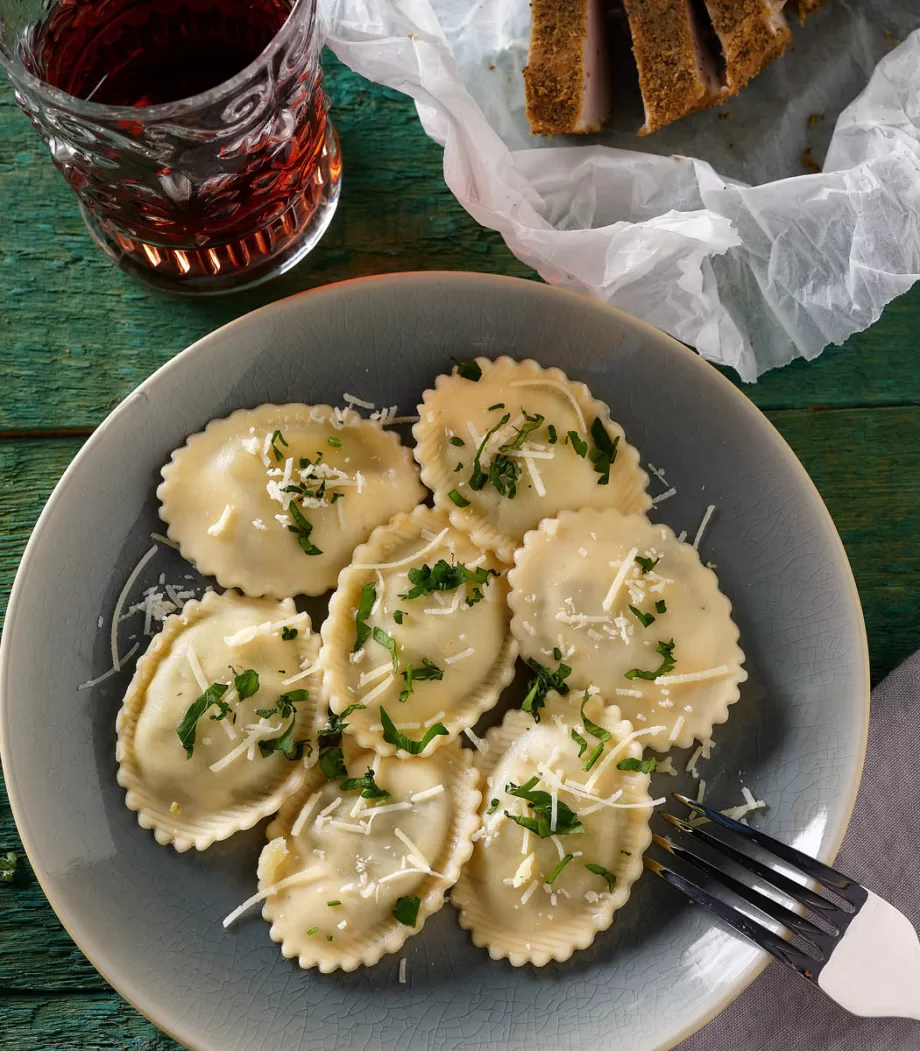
<box><xmin>321</xmin><ymin>506</ymin><xmax>518</xmax><ymax>756</ymax></box>
<box><xmin>413</xmin><ymin>357</ymin><xmax>650</xmax><ymax>563</ymax></box>
<box><xmin>255</xmin><ymin>740</ymin><xmax>480</xmax><ymax>971</ymax></box>
<box><xmin>508</xmin><ymin>508</ymin><xmax>746</xmax><ymax>751</ymax></box>
<box><xmin>452</xmin><ymin>690</ymin><xmax>654</xmax><ymax>966</ymax></box>
<box><xmin>116</xmin><ymin>590</ymin><xmax>322</xmax><ymax>852</ymax></box>
<box><xmin>158</xmin><ymin>403</ymin><xmax>425</xmax><ymax>597</ymax></box>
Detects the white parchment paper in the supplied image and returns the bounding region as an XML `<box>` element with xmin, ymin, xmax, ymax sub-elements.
<box><xmin>322</xmin><ymin>0</ymin><xmax>920</xmax><ymax>379</ymax></box>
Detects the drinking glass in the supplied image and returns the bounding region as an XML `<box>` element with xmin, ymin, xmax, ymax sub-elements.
<box><xmin>0</xmin><ymin>0</ymin><xmax>341</xmax><ymax>295</ymax></box>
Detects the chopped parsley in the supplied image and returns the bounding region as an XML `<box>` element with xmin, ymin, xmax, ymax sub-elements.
<box><xmin>327</xmin><ymin>436</ymin><xmax>342</xmax><ymax>448</ymax></box>
<box><xmin>393</xmin><ymin>610</ymin><xmax>406</xmax><ymax>625</ymax></box>
<box><xmin>317</xmin><ymin>703</ymin><xmax>366</xmax><ymax>779</ymax></box>
<box><xmin>307</xmin><ymin>926</ymin><xmax>319</xmax><ymax>936</ymax></box>
<box><xmin>340</xmin><ymin>768</ymin><xmax>390</xmax><ymax>801</ymax></box>
<box><xmin>270</xmin><ymin>429</ymin><xmax>288</xmax><ymax>462</ymax></box>
<box><xmin>566</xmin><ymin>431</ymin><xmax>587</xmax><ymax>458</ymax></box>
<box><xmin>327</xmin><ymin>900</ymin><xmax>342</xmax><ymax>907</ymax></box>
<box><xmin>372</xmin><ymin>626</ymin><xmax>398</xmax><ymax>671</ymax></box>
<box><xmin>233</xmin><ymin>668</ymin><xmax>259</xmax><ymax>701</ymax></box>
<box><xmin>579</xmin><ymin>692</ymin><xmax>612</xmax><ymax>771</ymax></box>
<box><xmin>553</xmin><ymin>646</ymin><xmax>562</xmax><ymax>661</ymax></box>
<box><xmin>318</xmin><ymin>746</ymin><xmax>348</xmax><ymax>780</ymax></box>
<box><xmin>287</xmin><ymin>501</ymin><xmax>322</xmax><ymax>556</ymax></box>
<box><xmin>486</xmin><ymin>798</ymin><xmax>500</xmax><ymax>815</ymax></box>
<box><xmin>393</xmin><ymin>894</ymin><xmax>421</xmax><ymax>926</ymax></box>
<box><xmin>400</xmin><ymin>559</ymin><xmax>497</xmax><ymax>600</ymax></box>
<box><xmin>571</xmin><ymin>728</ymin><xmax>587</xmax><ymax>757</ymax></box>
<box><xmin>655</xmin><ymin>599</ymin><xmax>668</xmax><ymax>614</ymax></box>
<box><xmin>353</xmin><ymin>582</ymin><xmax>376</xmax><ymax>651</ymax></box>
<box><xmin>487</xmin><ymin>402</ymin><xmax>505</xmax><ymax>411</ymax></box>
<box><xmin>258</xmin><ymin>719</ymin><xmax>311</xmax><ymax>761</ymax></box>
<box><xmin>451</xmin><ymin>357</ymin><xmax>482</xmax><ymax>382</ymax></box>
<box><xmin>522</xmin><ymin>658</ymin><xmax>571</xmax><ymax>723</ymax></box>
<box><xmin>254</xmin><ymin>688</ymin><xmax>308</xmax><ymax>721</ymax></box>
<box><xmin>331</xmin><ymin>492</ymin><xmax>344</xmax><ymax>504</ymax></box>
<box><xmin>280</xmin><ymin>626</ymin><xmax>298</xmax><ymax>641</ymax></box>
<box><xmin>448</xmin><ymin>490</ymin><xmax>470</xmax><ymax>507</ymax></box>
<box><xmin>453</xmin><ymin>462</ymin><xmax>464</xmax><ymax>472</ymax></box>
<box><xmin>628</xmin><ymin>604</ymin><xmax>655</xmax><ymax>628</ymax></box>
<box><xmin>547</xmin><ymin>424</ymin><xmax>557</xmax><ymax>444</ymax></box>
<box><xmin>505</xmin><ymin>776</ymin><xmax>584</xmax><ymax>838</ymax></box>
<box><xmin>617</xmin><ymin>757</ymin><xmax>657</xmax><ymax>774</ymax></box>
<box><xmin>501</xmin><ymin>411</ymin><xmax>544</xmax><ymax>451</ymax></box>
<box><xmin>380</xmin><ymin>707</ymin><xmax>448</xmax><ymax>754</ymax></box>
<box><xmin>399</xmin><ymin>658</ymin><xmax>444</xmax><ymax>702</ymax></box>
<box><xmin>589</xmin><ymin>417</ymin><xmax>619</xmax><ymax>485</ymax></box>
<box><xmin>469</xmin><ymin>412</ymin><xmax>510</xmax><ymax>491</ymax></box>
<box><xmin>177</xmin><ymin>682</ymin><xmax>230</xmax><ymax>758</ymax></box>
<box><xmin>545</xmin><ymin>853</ymin><xmax>574</xmax><ymax>885</ymax></box>
<box><xmin>634</xmin><ymin>555</ymin><xmax>660</xmax><ymax>574</ymax></box>
<box><xmin>327</xmin><ymin>935</ymin><xmax>334</xmax><ymax>942</ymax></box>
<box><xmin>448</xmin><ymin>435</ymin><xmax>465</xmax><ymax>447</ymax></box>
<box><xmin>585</xmin><ymin>863</ymin><xmax>617</xmax><ymax>891</ymax></box>
<box><xmin>0</xmin><ymin>852</ymin><xmax>18</xmax><ymax>884</ymax></box>
<box><xmin>625</xmin><ymin>639</ymin><xmax>676</xmax><ymax>681</ymax></box>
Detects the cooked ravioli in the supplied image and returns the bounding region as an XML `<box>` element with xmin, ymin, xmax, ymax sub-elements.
<box><xmin>158</xmin><ymin>403</ymin><xmax>425</xmax><ymax>597</ymax></box>
<box><xmin>452</xmin><ymin>690</ymin><xmax>654</xmax><ymax>967</ymax></box>
<box><xmin>254</xmin><ymin>741</ymin><xmax>480</xmax><ymax>971</ymax></box>
<box><xmin>413</xmin><ymin>357</ymin><xmax>650</xmax><ymax>563</ymax></box>
<box><xmin>508</xmin><ymin>508</ymin><xmax>746</xmax><ymax>751</ymax></box>
<box><xmin>116</xmin><ymin>590</ymin><xmax>322</xmax><ymax>852</ymax></box>
<box><xmin>321</xmin><ymin>506</ymin><xmax>518</xmax><ymax>756</ymax></box>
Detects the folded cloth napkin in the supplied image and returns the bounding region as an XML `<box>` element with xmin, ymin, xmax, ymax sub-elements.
<box><xmin>677</xmin><ymin>651</ymin><xmax>920</xmax><ymax>1050</ymax></box>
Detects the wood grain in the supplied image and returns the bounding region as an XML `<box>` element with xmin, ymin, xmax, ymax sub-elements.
<box><xmin>2</xmin><ymin>993</ymin><xmax>180</xmax><ymax>1050</ymax></box>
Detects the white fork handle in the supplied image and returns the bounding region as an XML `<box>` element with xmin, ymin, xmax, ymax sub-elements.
<box><xmin>818</xmin><ymin>890</ymin><xmax>920</xmax><ymax>1020</ymax></box>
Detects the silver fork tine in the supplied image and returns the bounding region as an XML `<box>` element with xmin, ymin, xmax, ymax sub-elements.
<box><xmin>651</xmin><ymin>832</ymin><xmax>837</xmax><ymax>957</ymax></box>
<box><xmin>643</xmin><ymin>855</ymin><xmax>822</xmax><ymax>980</ymax></box>
<box><xmin>673</xmin><ymin>793</ymin><xmax>867</xmax><ymax>909</ymax></box>
<box><xmin>659</xmin><ymin>811</ymin><xmax>843</xmax><ymax>918</ymax></box>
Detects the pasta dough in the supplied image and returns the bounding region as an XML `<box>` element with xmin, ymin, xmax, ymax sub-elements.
<box><xmin>257</xmin><ymin>740</ymin><xmax>480</xmax><ymax>970</ymax></box>
<box><xmin>452</xmin><ymin>690</ymin><xmax>654</xmax><ymax>966</ymax></box>
<box><xmin>158</xmin><ymin>403</ymin><xmax>425</xmax><ymax>597</ymax></box>
<box><xmin>508</xmin><ymin>508</ymin><xmax>746</xmax><ymax>751</ymax></box>
<box><xmin>413</xmin><ymin>357</ymin><xmax>650</xmax><ymax>563</ymax></box>
<box><xmin>116</xmin><ymin>590</ymin><xmax>322</xmax><ymax>852</ymax></box>
<box><xmin>321</xmin><ymin>506</ymin><xmax>518</xmax><ymax>756</ymax></box>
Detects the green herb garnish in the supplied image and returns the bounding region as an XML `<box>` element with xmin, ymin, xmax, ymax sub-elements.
<box><xmin>655</xmin><ymin>599</ymin><xmax>667</xmax><ymax>614</ymax></box>
<box><xmin>372</xmin><ymin>626</ymin><xmax>398</xmax><ymax>671</ymax></box>
<box><xmin>451</xmin><ymin>357</ymin><xmax>482</xmax><ymax>382</ymax></box>
<box><xmin>317</xmin><ymin>703</ymin><xmax>365</xmax><ymax>779</ymax></box>
<box><xmin>400</xmin><ymin>559</ymin><xmax>497</xmax><ymax>600</ymax></box>
<box><xmin>254</xmin><ymin>688</ymin><xmax>308</xmax><ymax>721</ymax></box>
<box><xmin>454</xmin><ymin>462</ymin><xmax>464</xmax><ymax>472</ymax></box>
<box><xmin>280</xmin><ymin>626</ymin><xmax>298</xmax><ymax>641</ymax></box>
<box><xmin>546</xmin><ymin>854</ymin><xmax>574</xmax><ymax>885</ymax></box>
<box><xmin>469</xmin><ymin>412</ymin><xmax>510</xmax><ymax>491</ymax></box>
<box><xmin>448</xmin><ymin>490</ymin><xmax>470</xmax><ymax>507</ymax></box>
<box><xmin>258</xmin><ymin>718</ymin><xmax>311</xmax><ymax>761</ymax></box>
<box><xmin>579</xmin><ymin>692</ymin><xmax>612</xmax><ymax>772</ymax></box>
<box><xmin>628</xmin><ymin>605</ymin><xmax>655</xmax><ymax>628</ymax></box>
<box><xmin>393</xmin><ymin>610</ymin><xmax>406</xmax><ymax>625</ymax></box>
<box><xmin>566</xmin><ymin>431</ymin><xmax>587</xmax><ymax>458</ymax></box>
<box><xmin>327</xmin><ymin>935</ymin><xmax>334</xmax><ymax>942</ymax></box>
<box><xmin>307</xmin><ymin>926</ymin><xmax>319</xmax><ymax>936</ymax></box>
<box><xmin>547</xmin><ymin>424</ymin><xmax>557</xmax><ymax>444</ymax></box>
<box><xmin>589</xmin><ymin>417</ymin><xmax>619</xmax><ymax>485</ymax></box>
<box><xmin>327</xmin><ymin>436</ymin><xmax>342</xmax><ymax>448</ymax></box>
<box><xmin>380</xmin><ymin>707</ymin><xmax>448</xmax><ymax>754</ymax></box>
<box><xmin>327</xmin><ymin>900</ymin><xmax>342</xmax><ymax>907</ymax></box>
<box><xmin>319</xmin><ymin>746</ymin><xmax>348</xmax><ymax>780</ymax></box>
<box><xmin>617</xmin><ymin>757</ymin><xmax>657</xmax><ymax>774</ymax></box>
<box><xmin>393</xmin><ymin>895</ymin><xmax>421</xmax><ymax>926</ymax></box>
<box><xmin>505</xmin><ymin>776</ymin><xmax>584</xmax><ymax>838</ymax></box>
<box><xmin>287</xmin><ymin>501</ymin><xmax>322</xmax><ymax>556</ymax></box>
<box><xmin>571</xmin><ymin>728</ymin><xmax>588</xmax><ymax>757</ymax></box>
<box><xmin>487</xmin><ymin>402</ymin><xmax>505</xmax><ymax>411</ymax></box>
<box><xmin>634</xmin><ymin>555</ymin><xmax>660</xmax><ymax>574</ymax></box>
<box><xmin>0</xmin><ymin>852</ymin><xmax>18</xmax><ymax>885</ymax></box>
<box><xmin>586</xmin><ymin>863</ymin><xmax>617</xmax><ymax>891</ymax></box>
<box><xmin>448</xmin><ymin>435</ymin><xmax>465</xmax><ymax>447</ymax></box>
<box><xmin>340</xmin><ymin>767</ymin><xmax>390</xmax><ymax>801</ymax></box>
<box><xmin>177</xmin><ymin>682</ymin><xmax>230</xmax><ymax>758</ymax></box>
<box><xmin>522</xmin><ymin>658</ymin><xmax>571</xmax><ymax>723</ymax></box>
<box><xmin>354</xmin><ymin>582</ymin><xmax>376</xmax><ymax>651</ymax></box>
<box><xmin>625</xmin><ymin>639</ymin><xmax>676</xmax><ymax>681</ymax></box>
<box><xmin>486</xmin><ymin>798</ymin><xmax>500</xmax><ymax>815</ymax></box>
<box><xmin>399</xmin><ymin>658</ymin><xmax>444</xmax><ymax>702</ymax></box>
<box><xmin>553</xmin><ymin>646</ymin><xmax>562</xmax><ymax>661</ymax></box>
<box><xmin>270</xmin><ymin>429</ymin><xmax>288</xmax><ymax>462</ymax></box>
<box><xmin>233</xmin><ymin>668</ymin><xmax>259</xmax><ymax>701</ymax></box>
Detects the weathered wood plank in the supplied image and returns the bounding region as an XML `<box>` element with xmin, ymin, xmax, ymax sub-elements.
<box><xmin>3</xmin><ymin>59</ymin><xmax>920</xmax><ymax>434</ymax></box>
<box><xmin>1</xmin><ymin>993</ymin><xmax>182</xmax><ymax>1050</ymax></box>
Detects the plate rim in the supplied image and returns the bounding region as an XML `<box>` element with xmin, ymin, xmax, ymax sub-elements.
<box><xmin>0</xmin><ymin>270</ymin><xmax>870</xmax><ymax>1051</ymax></box>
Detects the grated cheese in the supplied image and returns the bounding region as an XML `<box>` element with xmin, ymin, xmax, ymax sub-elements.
<box><xmin>281</xmin><ymin>661</ymin><xmax>320</xmax><ymax>687</ymax></box>
<box><xmin>696</xmin><ymin>780</ymin><xmax>707</xmax><ymax>804</ymax></box>
<box><xmin>410</xmin><ymin>785</ymin><xmax>445</xmax><ymax>803</ymax></box>
<box><xmin>669</xmin><ymin>716</ymin><xmax>686</xmax><ymax>742</ymax></box>
<box><xmin>291</xmin><ymin>792</ymin><xmax>322</xmax><ymax>838</ymax></box>
<box><xmin>584</xmin><ymin>725</ymin><xmax>668</xmax><ymax>791</ymax></box>
<box><xmin>444</xmin><ymin>647</ymin><xmax>475</xmax><ymax>665</ymax></box>
<box><xmin>359</xmin><ymin>662</ymin><xmax>393</xmax><ymax>688</ymax></box>
<box><xmin>656</xmin><ymin>665</ymin><xmax>730</xmax><ymax>686</ymax></box>
<box><xmin>520</xmin><ymin>454</ymin><xmax>547</xmax><ymax>496</ymax></box>
<box><xmin>462</xmin><ymin>728</ymin><xmax>488</xmax><ymax>754</ymax></box>
<box><xmin>657</xmin><ymin>757</ymin><xmax>677</xmax><ymax>776</ymax></box>
<box><xmin>686</xmin><ymin>745</ymin><xmax>704</xmax><ymax>779</ymax></box>
<box><xmin>602</xmin><ymin>548</ymin><xmax>639</xmax><ymax>611</ymax></box>
<box><xmin>616</xmin><ymin>688</ymin><xmax>644</xmax><ymax>698</ymax></box>
<box><xmin>209</xmin><ymin>720</ymin><xmax>283</xmax><ymax>773</ymax></box>
<box><xmin>509</xmin><ymin>379</ymin><xmax>587</xmax><ymax>432</ymax></box>
<box><xmin>359</xmin><ymin>674</ymin><xmax>394</xmax><ymax>705</ymax></box>
<box><xmin>693</xmin><ymin>505</ymin><xmax>716</xmax><ymax>549</ymax></box>
<box><xmin>76</xmin><ymin>642</ymin><xmax>140</xmax><ymax>690</ymax></box>
<box><xmin>512</xmin><ymin>852</ymin><xmax>535</xmax><ymax>888</ymax></box>
<box><xmin>394</xmin><ymin>828</ymin><xmax>429</xmax><ymax>869</ymax></box>
<box><xmin>222</xmin><ymin>868</ymin><xmax>322</xmax><ymax>927</ymax></box>
<box><xmin>399</xmin><ymin>958</ymin><xmax>407</xmax><ymax>984</ymax></box>
<box><xmin>356</xmin><ymin>528</ymin><xmax>450</xmax><ymax>572</ymax></box>
<box><xmin>110</xmin><ymin>544</ymin><xmax>158</xmax><ymax>671</ymax></box>
<box><xmin>185</xmin><ymin>645</ymin><xmax>210</xmax><ymax>692</ymax></box>
<box><xmin>651</xmin><ymin>488</ymin><xmax>677</xmax><ymax>506</ymax></box>
<box><xmin>343</xmin><ymin>393</ymin><xmax>375</xmax><ymax>410</ymax></box>
<box><xmin>519</xmin><ymin>880</ymin><xmax>539</xmax><ymax>905</ymax></box>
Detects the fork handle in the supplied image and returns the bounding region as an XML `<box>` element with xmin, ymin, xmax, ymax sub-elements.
<box><xmin>818</xmin><ymin>891</ymin><xmax>920</xmax><ymax>1020</ymax></box>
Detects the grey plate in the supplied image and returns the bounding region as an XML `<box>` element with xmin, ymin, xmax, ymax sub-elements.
<box><xmin>0</xmin><ymin>272</ymin><xmax>868</xmax><ymax>1051</ymax></box>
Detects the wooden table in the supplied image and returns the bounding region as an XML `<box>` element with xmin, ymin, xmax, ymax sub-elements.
<box><xmin>2</xmin><ymin>52</ymin><xmax>919</xmax><ymax>1049</ymax></box>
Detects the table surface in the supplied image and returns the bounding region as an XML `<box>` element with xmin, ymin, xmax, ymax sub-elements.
<box><xmin>2</xmin><ymin>51</ymin><xmax>920</xmax><ymax>1051</ymax></box>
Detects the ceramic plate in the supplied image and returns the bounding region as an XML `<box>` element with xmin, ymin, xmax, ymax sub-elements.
<box><xmin>0</xmin><ymin>273</ymin><xmax>868</xmax><ymax>1051</ymax></box>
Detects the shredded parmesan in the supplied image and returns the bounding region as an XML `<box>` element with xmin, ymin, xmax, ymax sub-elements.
<box><xmin>110</xmin><ymin>544</ymin><xmax>157</xmax><ymax>671</ymax></box>
<box><xmin>399</xmin><ymin>958</ymin><xmax>407</xmax><ymax>984</ymax></box>
<box><xmin>291</xmin><ymin>792</ymin><xmax>321</xmax><ymax>838</ymax></box>
<box><xmin>693</xmin><ymin>504</ymin><xmax>716</xmax><ymax>549</ymax></box>
<box><xmin>394</xmin><ymin>828</ymin><xmax>429</xmax><ymax>869</ymax></box>
<box><xmin>602</xmin><ymin>547</ymin><xmax>638</xmax><ymax>611</ymax></box>
<box><xmin>185</xmin><ymin>645</ymin><xmax>210</xmax><ymax>692</ymax></box>
<box><xmin>656</xmin><ymin>665</ymin><xmax>730</xmax><ymax>686</ymax></box>
<box><xmin>76</xmin><ymin>642</ymin><xmax>140</xmax><ymax>690</ymax></box>
<box><xmin>519</xmin><ymin>880</ymin><xmax>539</xmax><ymax>905</ymax></box>
<box><xmin>584</xmin><ymin>725</ymin><xmax>668</xmax><ymax>791</ymax></box>
<box><xmin>509</xmin><ymin>379</ymin><xmax>587</xmax><ymax>432</ymax></box>
<box><xmin>410</xmin><ymin>785</ymin><xmax>445</xmax><ymax>803</ymax></box>
<box><xmin>520</xmin><ymin>454</ymin><xmax>546</xmax><ymax>496</ymax></box>
<box><xmin>512</xmin><ymin>852</ymin><xmax>535</xmax><ymax>888</ymax></box>
<box><xmin>651</xmin><ymin>487</ymin><xmax>677</xmax><ymax>506</ymax></box>
<box><xmin>669</xmin><ymin>716</ymin><xmax>686</xmax><ymax>742</ymax></box>
<box><xmin>343</xmin><ymin>393</ymin><xmax>375</xmax><ymax>410</ymax></box>
<box><xmin>359</xmin><ymin>674</ymin><xmax>394</xmax><ymax>705</ymax></box>
<box><xmin>697</xmin><ymin>780</ymin><xmax>707</xmax><ymax>804</ymax></box>
<box><xmin>462</xmin><ymin>727</ymin><xmax>488</xmax><ymax>754</ymax></box>
<box><xmin>356</xmin><ymin>528</ymin><xmax>450</xmax><ymax>572</ymax></box>
<box><xmin>444</xmin><ymin>647</ymin><xmax>475</xmax><ymax>665</ymax></box>
<box><xmin>222</xmin><ymin>868</ymin><xmax>322</xmax><ymax>927</ymax></box>
<box><xmin>207</xmin><ymin>504</ymin><xmax>234</xmax><ymax>536</ymax></box>
<box><xmin>359</xmin><ymin>662</ymin><xmax>393</xmax><ymax>688</ymax></box>
<box><xmin>615</xmin><ymin>688</ymin><xmax>644</xmax><ymax>698</ymax></box>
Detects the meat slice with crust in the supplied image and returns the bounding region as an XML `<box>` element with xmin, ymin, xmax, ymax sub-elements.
<box><xmin>703</xmin><ymin>0</ymin><xmax>792</xmax><ymax>95</ymax></box>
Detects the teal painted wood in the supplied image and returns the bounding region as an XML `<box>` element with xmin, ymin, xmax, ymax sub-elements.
<box><xmin>2</xmin><ymin>46</ymin><xmax>920</xmax><ymax>1051</ymax></box>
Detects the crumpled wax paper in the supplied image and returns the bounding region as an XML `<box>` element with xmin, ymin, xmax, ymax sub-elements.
<box><xmin>321</xmin><ymin>0</ymin><xmax>920</xmax><ymax>380</ymax></box>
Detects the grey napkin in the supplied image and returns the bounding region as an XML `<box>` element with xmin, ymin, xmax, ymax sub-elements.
<box><xmin>676</xmin><ymin>651</ymin><xmax>920</xmax><ymax>1051</ymax></box>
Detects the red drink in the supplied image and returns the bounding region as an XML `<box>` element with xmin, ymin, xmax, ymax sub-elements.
<box><xmin>7</xmin><ymin>0</ymin><xmax>340</xmax><ymax>293</ymax></box>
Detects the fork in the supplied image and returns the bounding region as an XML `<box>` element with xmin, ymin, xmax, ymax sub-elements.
<box><xmin>644</xmin><ymin>793</ymin><xmax>920</xmax><ymax>1020</ymax></box>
